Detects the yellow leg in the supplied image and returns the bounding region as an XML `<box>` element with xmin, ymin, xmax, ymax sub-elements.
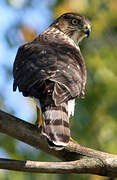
<box><xmin>70</xmin><ymin>137</ymin><xmax>78</xmax><ymax>143</ymax></box>
<box><xmin>35</xmin><ymin>107</ymin><xmax>43</xmax><ymax>128</ymax></box>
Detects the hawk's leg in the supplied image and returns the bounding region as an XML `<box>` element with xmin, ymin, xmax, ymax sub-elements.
<box><xmin>35</xmin><ymin>107</ymin><xmax>43</xmax><ymax>128</ymax></box>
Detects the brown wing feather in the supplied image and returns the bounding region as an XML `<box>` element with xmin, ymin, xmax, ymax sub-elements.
<box><xmin>13</xmin><ymin>40</ymin><xmax>86</xmax><ymax>104</ymax></box>
<box><xmin>13</xmin><ymin>41</ymin><xmax>57</xmax><ymax>98</ymax></box>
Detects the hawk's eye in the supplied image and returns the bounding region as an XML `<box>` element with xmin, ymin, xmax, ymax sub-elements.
<box><xmin>71</xmin><ymin>18</ymin><xmax>79</xmax><ymax>26</ymax></box>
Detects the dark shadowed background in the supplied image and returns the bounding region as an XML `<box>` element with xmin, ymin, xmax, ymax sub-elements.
<box><xmin>0</xmin><ymin>0</ymin><xmax>117</xmax><ymax>180</ymax></box>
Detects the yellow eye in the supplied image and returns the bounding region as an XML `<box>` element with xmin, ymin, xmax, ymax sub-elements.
<box><xmin>71</xmin><ymin>18</ymin><xmax>79</xmax><ymax>26</ymax></box>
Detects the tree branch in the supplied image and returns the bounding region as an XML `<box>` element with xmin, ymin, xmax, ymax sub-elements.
<box><xmin>0</xmin><ymin>110</ymin><xmax>117</xmax><ymax>177</ymax></box>
<box><xmin>0</xmin><ymin>158</ymin><xmax>106</xmax><ymax>175</ymax></box>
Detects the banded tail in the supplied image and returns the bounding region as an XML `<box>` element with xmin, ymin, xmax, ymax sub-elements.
<box><xmin>36</xmin><ymin>101</ymin><xmax>70</xmax><ymax>150</ymax></box>
<box><xmin>42</xmin><ymin>102</ymin><xmax>70</xmax><ymax>150</ymax></box>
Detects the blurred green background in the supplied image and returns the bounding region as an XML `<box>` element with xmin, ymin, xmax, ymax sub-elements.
<box><xmin>0</xmin><ymin>0</ymin><xmax>117</xmax><ymax>180</ymax></box>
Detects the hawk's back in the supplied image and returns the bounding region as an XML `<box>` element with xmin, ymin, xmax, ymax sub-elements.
<box><xmin>13</xmin><ymin>12</ymin><xmax>89</xmax><ymax>149</ymax></box>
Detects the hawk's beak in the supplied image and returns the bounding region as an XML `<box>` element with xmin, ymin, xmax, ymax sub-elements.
<box><xmin>84</xmin><ymin>24</ymin><xmax>91</xmax><ymax>37</ymax></box>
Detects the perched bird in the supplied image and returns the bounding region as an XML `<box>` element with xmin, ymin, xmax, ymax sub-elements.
<box><xmin>13</xmin><ymin>12</ymin><xmax>91</xmax><ymax>150</ymax></box>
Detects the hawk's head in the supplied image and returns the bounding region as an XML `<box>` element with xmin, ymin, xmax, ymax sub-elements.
<box><xmin>51</xmin><ymin>12</ymin><xmax>91</xmax><ymax>44</ymax></box>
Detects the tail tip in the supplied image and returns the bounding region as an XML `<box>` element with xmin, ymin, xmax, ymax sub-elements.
<box><xmin>47</xmin><ymin>139</ymin><xmax>68</xmax><ymax>151</ymax></box>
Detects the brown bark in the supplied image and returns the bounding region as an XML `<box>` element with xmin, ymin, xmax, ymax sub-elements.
<box><xmin>0</xmin><ymin>110</ymin><xmax>117</xmax><ymax>177</ymax></box>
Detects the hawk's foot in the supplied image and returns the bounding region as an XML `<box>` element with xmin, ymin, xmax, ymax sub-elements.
<box><xmin>70</xmin><ymin>137</ymin><xmax>78</xmax><ymax>143</ymax></box>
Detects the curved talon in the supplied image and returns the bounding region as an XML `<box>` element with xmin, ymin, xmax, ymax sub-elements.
<box><xmin>70</xmin><ymin>137</ymin><xmax>77</xmax><ymax>143</ymax></box>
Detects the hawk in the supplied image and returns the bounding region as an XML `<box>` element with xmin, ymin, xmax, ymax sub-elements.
<box><xmin>13</xmin><ymin>12</ymin><xmax>91</xmax><ymax>150</ymax></box>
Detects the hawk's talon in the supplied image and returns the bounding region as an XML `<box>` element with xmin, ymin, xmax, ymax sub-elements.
<box><xmin>70</xmin><ymin>137</ymin><xmax>77</xmax><ymax>143</ymax></box>
<box><xmin>35</xmin><ymin>122</ymin><xmax>41</xmax><ymax>128</ymax></box>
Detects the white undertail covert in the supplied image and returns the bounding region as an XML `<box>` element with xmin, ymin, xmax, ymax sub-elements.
<box><xmin>68</xmin><ymin>99</ymin><xmax>75</xmax><ymax>117</ymax></box>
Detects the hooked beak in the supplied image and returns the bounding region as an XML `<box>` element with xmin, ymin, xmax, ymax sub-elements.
<box><xmin>84</xmin><ymin>24</ymin><xmax>91</xmax><ymax>37</ymax></box>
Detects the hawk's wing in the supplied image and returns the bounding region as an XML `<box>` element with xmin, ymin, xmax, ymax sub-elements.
<box><xmin>13</xmin><ymin>41</ymin><xmax>57</xmax><ymax>95</ymax></box>
<box><xmin>13</xmin><ymin>40</ymin><xmax>85</xmax><ymax>105</ymax></box>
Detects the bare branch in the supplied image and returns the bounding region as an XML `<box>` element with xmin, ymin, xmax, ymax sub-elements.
<box><xmin>0</xmin><ymin>110</ymin><xmax>117</xmax><ymax>177</ymax></box>
<box><xmin>0</xmin><ymin>157</ymin><xmax>116</xmax><ymax>177</ymax></box>
<box><xmin>0</xmin><ymin>158</ymin><xmax>105</xmax><ymax>175</ymax></box>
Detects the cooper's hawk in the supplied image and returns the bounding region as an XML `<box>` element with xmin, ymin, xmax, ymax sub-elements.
<box><xmin>13</xmin><ymin>12</ymin><xmax>91</xmax><ymax>150</ymax></box>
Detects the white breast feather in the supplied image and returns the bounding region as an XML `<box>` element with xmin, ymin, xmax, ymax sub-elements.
<box><xmin>68</xmin><ymin>99</ymin><xmax>75</xmax><ymax>118</ymax></box>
